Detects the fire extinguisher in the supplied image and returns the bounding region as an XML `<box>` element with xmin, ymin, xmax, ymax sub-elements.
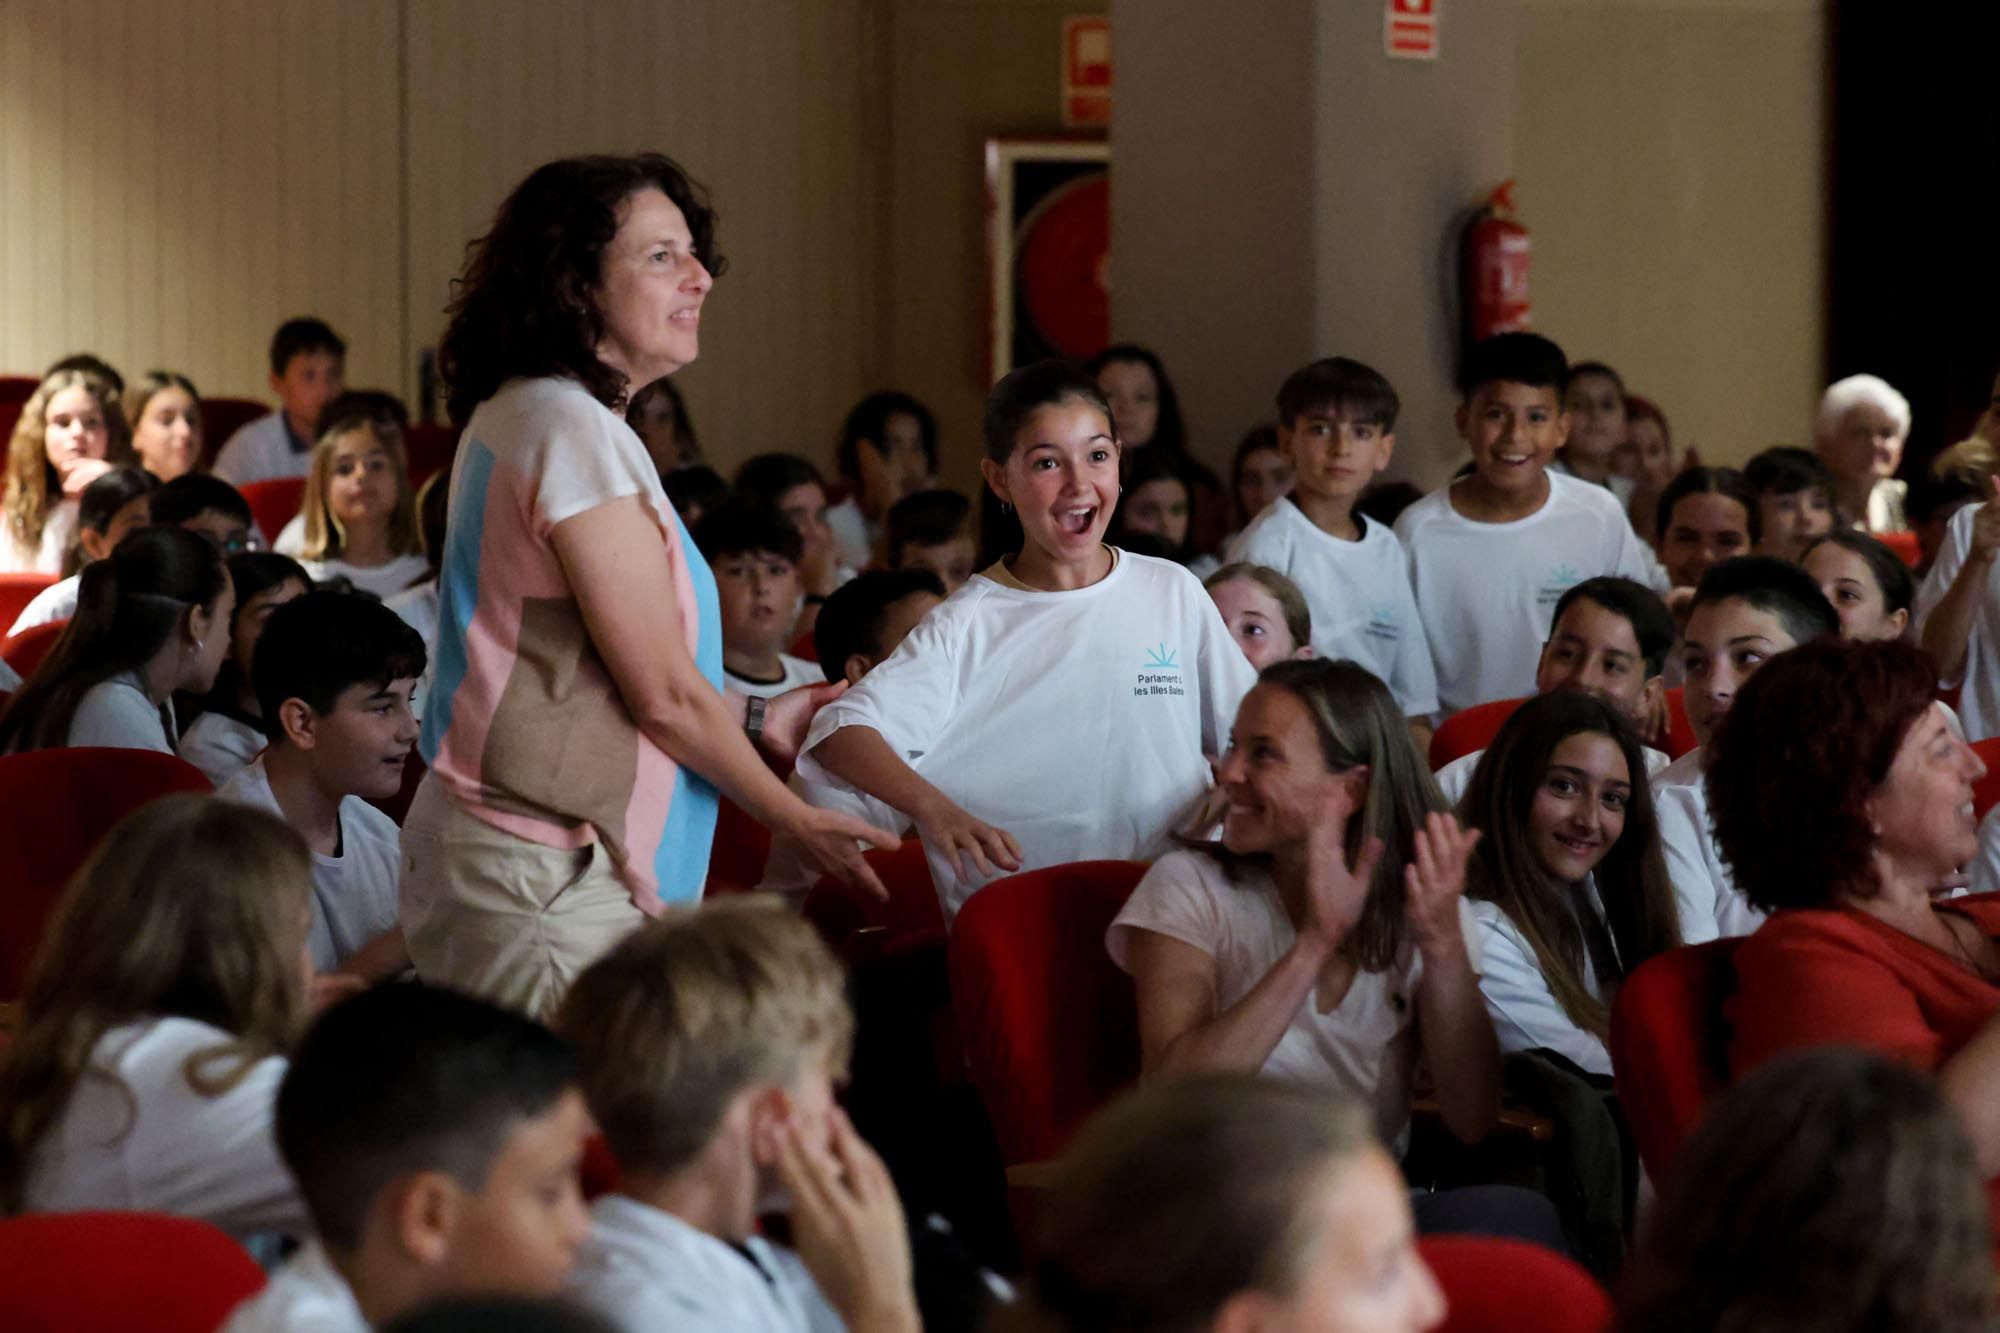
<box><xmin>1460</xmin><ymin>181</ymin><xmax>1532</xmax><ymax>361</ymax></box>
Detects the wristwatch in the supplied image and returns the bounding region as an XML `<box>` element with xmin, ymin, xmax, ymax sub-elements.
<box><xmin>744</xmin><ymin>694</ymin><xmax>769</xmax><ymax>745</ymax></box>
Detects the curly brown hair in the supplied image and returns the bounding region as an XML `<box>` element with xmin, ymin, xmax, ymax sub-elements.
<box><xmin>1616</xmin><ymin>1049</ymin><xmax>1996</xmax><ymax>1333</ymax></box>
<box><xmin>1705</xmin><ymin>638</ymin><xmax>1938</xmax><ymax>912</ymax></box>
<box><xmin>437</xmin><ymin>153</ymin><xmax>725</xmax><ymax>426</ymax></box>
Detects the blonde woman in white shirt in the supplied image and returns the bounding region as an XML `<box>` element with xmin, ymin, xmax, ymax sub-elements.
<box><xmin>801</xmin><ymin>361</ymin><xmax>1256</xmax><ymax>919</ymax></box>
<box><xmin>1459</xmin><ymin>692</ymin><xmax>1681</xmax><ymax>1077</ymax></box>
<box><xmin>0</xmin><ymin>796</ymin><xmax>315</xmax><ymax>1242</ymax></box>
<box><xmin>1110</xmin><ymin>658</ymin><xmax>1497</xmax><ymax>1151</ymax></box>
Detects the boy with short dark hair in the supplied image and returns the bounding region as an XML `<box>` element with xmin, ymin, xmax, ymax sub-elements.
<box><xmin>560</xmin><ymin>899</ymin><xmax>921</xmax><ymax>1333</ymax></box>
<box><xmin>813</xmin><ymin>568</ymin><xmax>946</xmax><ymax>687</ymax></box>
<box><xmin>757</xmin><ymin>569</ymin><xmax>944</xmax><ymax>898</ymax></box>
<box><xmin>1394</xmin><ymin>332</ymin><xmax>1659</xmax><ymax>716</ymax></box>
<box><xmin>1433</xmin><ymin>576</ymin><xmax>1676</xmax><ymax>801</ymax></box>
<box><xmin>1227</xmin><ymin>356</ymin><xmax>1437</xmax><ymax>722</ymax></box>
<box><xmin>885</xmin><ymin>488</ymin><xmax>975</xmax><ymax>595</ymax></box>
<box><xmin>213</xmin><ymin>316</ymin><xmax>348</xmax><ymax>485</ymax></box>
<box><xmin>1654</xmin><ymin>556</ymin><xmax>1840</xmax><ymax>943</ymax></box>
<box><xmin>216</xmin><ymin>590</ymin><xmax>424</xmax><ymax>980</ymax></box>
<box><xmin>1743</xmin><ymin>445</ymin><xmax>1836</xmax><ymax>562</ymax></box>
<box><xmin>692</xmin><ymin>496</ymin><xmax>822</xmax><ymax>698</ymax></box>
<box><xmin>220</xmin><ymin>983</ymin><xmax>594</xmax><ymax>1333</ymax></box>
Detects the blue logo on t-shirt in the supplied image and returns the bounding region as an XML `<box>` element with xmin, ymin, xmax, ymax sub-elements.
<box><xmin>1366</xmin><ymin>602</ymin><xmax>1402</xmax><ymax>642</ymax></box>
<box><xmin>1537</xmin><ymin>563</ymin><xmax>1585</xmax><ymax>610</ymax></box>
<box><xmin>1136</xmin><ymin>644</ymin><xmax>1186</xmax><ymax>698</ymax></box>
<box><xmin>1145</xmin><ymin>643</ymin><xmax>1181</xmax><ymax>670</ymax></box>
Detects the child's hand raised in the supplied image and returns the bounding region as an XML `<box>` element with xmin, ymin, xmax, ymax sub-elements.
<box><xmin>774</xmin><ymin>1107</ymin><xmax>920</xmax><ymax>1333</ymax></box>
<box><xmin>1404</xmin><ymin>811</ymin><xmax>1482</xmax><ymax>956</ymax></box>
<box><xmin>915</xmin><ymin>794</ymin><xmax>1022</xmax><ymax>884</ymax></box>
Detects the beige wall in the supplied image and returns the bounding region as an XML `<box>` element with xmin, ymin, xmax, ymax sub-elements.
<box><xmin>0</xmin><ymin>0</ymin><xmax>1821</xmax><ymax>488</ymax></box>
<box><xmin>1516</xmin><ymin>0</ymin><xmax>1828</xmax><ymax>468</ymax></box>
<box><xmin>0</xmin><ymin>0</ymin><xmax>1091</xmax><ymax>488</ymax></box>
<box><xmin>0</xmin><ymin>0</ymin><xmax>406</xmax><ymax>400</ymax></box>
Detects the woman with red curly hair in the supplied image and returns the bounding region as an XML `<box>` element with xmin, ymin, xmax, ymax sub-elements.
<box><xmin>1708</xmin><ymin>638</ymin><xmax>2000</xmax><ymax>1233</ymax></box>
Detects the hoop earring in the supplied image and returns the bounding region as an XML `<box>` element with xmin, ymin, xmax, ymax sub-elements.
<box><xmin>1000</xmin><ymin>501</ymin><xmax>1013</xmax><ymax>516</ymax></box>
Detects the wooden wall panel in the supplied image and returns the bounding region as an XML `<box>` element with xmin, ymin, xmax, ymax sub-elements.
<box><xmin>0</xmin><ymin>0</ymin><xmax>404</xmax><ymax>404</ymax></box>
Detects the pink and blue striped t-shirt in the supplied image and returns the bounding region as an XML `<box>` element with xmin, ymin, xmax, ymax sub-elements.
<box><xmin>420</xmin><ymin>376</ymin><xmax>722</xmax><ymax>913</ymax></box>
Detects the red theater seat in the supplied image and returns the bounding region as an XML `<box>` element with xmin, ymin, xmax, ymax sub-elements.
<box><xmin>1608</xmin><ymin>938</ymin><xmax>1744</xmax><ymax>1183</ymax></box>
<box><xmin>0</xmin><ymin>1211</ymin><xmax>266</xmax><ymax>1333</ymax></box>
<box><xmin>0</xmin><ymin>573</ymin><xmax>57</xmax><ymax>632</ymax></box>
<box><xmin>239</xmin><ymin>478</ymin><xmax>307</xmax><ymax>546</ymax></box>
<box><xmin>1420</xmin><ymin>1234</ymin><xmax>1610</xmax><ymax>1333</ymax></box>
<box><xmin>2</xmin><ymin>619</ymin><xmax>67</xmax><ymax>679</ymax></box>
<box><xmin>0</xmin><ymin>748</ymin><xmax>213</xmax><ymax>997</ymax></box>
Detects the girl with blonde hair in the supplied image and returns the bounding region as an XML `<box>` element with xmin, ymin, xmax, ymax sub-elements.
<box><xmin>0</xmin><ymin>796</ymin><xmax>316</xmax><ymax>1240</ymax></box>
<box><xmin>297</xmin><ymin>408</ymin><xmax>427</xmax><ymax>599</ymax></box>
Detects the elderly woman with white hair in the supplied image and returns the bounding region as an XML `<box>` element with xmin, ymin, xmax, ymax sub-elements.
<box><xmin>1815</xmin><ymin>373</ymin><xmax>1912</xmax><ymax>533</ymax></box>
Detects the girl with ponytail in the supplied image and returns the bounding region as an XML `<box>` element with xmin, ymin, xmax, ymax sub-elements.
<box><xmin>0</xmin><ymin>525</ymin><xmax>233</xmax><ymax>755</ymax></box>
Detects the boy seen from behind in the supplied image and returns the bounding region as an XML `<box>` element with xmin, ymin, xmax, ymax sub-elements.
<box><xmin>1394</xmin><ymin>332</ymin><xmax>1660</xmax><ymax>716</ymax></box>
<box><xmin>216</xmin><ymin>590</ymin><xmax>423</xmax><ymax>982</ymax></box>
<box><xmin>561</xmin><ymin>899</ymin><xmax>921</xmax><ymax>1333</ymax></box>
<box><xmin>220</xmin><ymin>983</ymin><xmax>594</xmax><ymax>1332</ymax></box>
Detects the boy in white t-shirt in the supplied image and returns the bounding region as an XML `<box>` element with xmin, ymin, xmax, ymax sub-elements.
<box><xmin>1433</xmin><ymin>576</ymin><xmax>1677</xmax><ymax>803</ymax></box>
<box><xmin>560</xmin><ymin>899</ymin><xmax>923</xmax><ymax>1333</ymax></box>
<box><xmin>220</xmin><ymin>984</ymin><xmax>594</xmax><ymax>1333</ymax></box>
<box><xmin>1394</xmin><ymin>332</ymin><xmax>1660</xmax><ymax>717</ymax></box>
<box><xmin>760</xmin><ymin>570</ymin><xmax>943</xmax><ymax>898</ymax></box>
<box><xmin>216</xmin><ymin>590</ymin><xmax>422</xmax><ymax>981</ymax></box>
<box><xmin>212</xmin><ymin>317</ymin><xmax>347</xmax><ymax>486</ymax></box>
<box><xmin>693</xmin><ymin>495</ymin><xmax>823</xmax><ymax>700</ymax></box>
<box><xmin>1227</xmin><ymin>356</ymin><xmax>1438</xmax><ymax>732</ymax></box>
<box><xmin>1652</xmin><ymin>557</ymin><xmax>1839</xmax><ymax>943</ymax></box>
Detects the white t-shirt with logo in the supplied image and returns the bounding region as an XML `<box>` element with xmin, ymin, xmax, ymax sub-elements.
<box><xmin>301</xmin><ymin>552</ymin><xmax>431</xmax><ymax>601</ymax></box>
<box><xmin>178</xmin><ymin>709</ymin><xmax>268</xmax><ymax>787</ymax></box>
<box><xmin>7</xmin><ymin>572</ymin><xmax>79</xmax><ymax>636</ymax></box>
<box><xmin>1226</xmin><ymin>501</ymin><xmax>1438</xmax><ymax>716</ymax></box>
<box><xmin>1394</xmin><ymin>473</ymin><xmax>1662</xmax><ymax>716</ymax></box>
<box><xmin>1107</xmin><ymin>847</ymin><xmax>1482</xmax><ymax>1150</ymax></box>
<box><xmin>219</xmin><ymin>1242</ymin><xmax>366</xmax><ymax>1333</ymax></box>
<box><xmin>799</xmin><ymin>550</ymin><xmax>1255</xmax><ymax>919</ymax></box>
<box><xmin>216</xmin><ymin>756</ymin><xmax>401</xmax><ymax>970</ymax></box>
<box><xmin>1650</xmin><ymin>746</ymin><xmax>1766</xmax><ymax>945</ymax></box>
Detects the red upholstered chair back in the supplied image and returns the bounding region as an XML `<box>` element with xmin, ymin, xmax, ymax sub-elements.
<box><xmin>0</xmin><ymin>1210</ymin><xmax>265</xmax><ymax>1333</ymax></box>
<box><xmin>1420</xmin><ymin>1235</ymin><xmax>1611</xmax><ymax>1333</ymax></box>
<box><xmin>1662</xmin><ymin>686</ymin><xmax>1698</xmax><ymax>759</ymax></box>
<box><xmin>1608</xmin><ymin>937</ymin><xmax>1744</xmax><ymax>1183</ymax></box>
<box><xmin>404</xmin><ymin>423</ymin><xmax>461</xmax><ymax>491</ymax></box>
<box><xmin>198</xmin><ymin>397</ymin><xmax>270</xmax><ymax>469</ymax></box>
<box><xmin>0</xmin><ymin>574</ymin><xmax>56</xmax><ymax>632</ymax></box>
<box><xmin>947</xmin><ymin>860</ymin><xmax>1147</xmax><ymax>1166</ymax></box>
<box><xmin>238</xmin><ymin>478</ymin><xmax>308</xmax><ymax>546</ymax></box>
<box><xmin>1974</xmin><ymin>737</ymin><xmax>2000</xmax><ymax>820</ymax></box>
<box><xmin>1876</xmin><ymin>528</ymin><xmax>1922</xmax><ymax>568</ymax></box>
<box><xmin>0</xmin><ymin>374</ymin><xmax>38</xmax><ymax>406</ymax></box>
<box><xmin>1429</xmin><ymin>697</ymin><xmax>1526</xmax><ymax>769</ymax></box>
<box><xmin>803</xmin><ymin>837</ymin><xmax>940</xmax><ymax>961</ymax></box>
<box><xmin>706</xmin><ymin>796</ymin><xmax>774</xmax><ymax>894</ymax></box>
<box><xmin>2</xmin><ymin>619</ymin><xmax>68</xmax><ymax>680</ymax></box>
<box><xmin>0</xmin><ymin>748</ymin><xmax>213</xmax><ymax>997</ymax></box>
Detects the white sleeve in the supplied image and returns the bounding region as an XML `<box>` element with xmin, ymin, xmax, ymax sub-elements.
<box><xmin>1653</xmin><ymin>782</ymin><xmax>1721</xmax><ymax>946</ymax></box>
<box><xmin>1611</xmin><ymin>514</ymin><xmax>1670</xmax><ymax>593</ymax></box>
<box><xmin>1973</xmin><ymin>807</ymin><xmax>2000</xmax><ymax>897</ymax></box>
<box><xmin>67</xmin><ymin>684</ymin><xmax>173</xmax><ymax>753</ymax></box>
<box><xmin>1469</xmin><ymin>904</ymin><xmax>1612</xmax><ymax>1077</ymax></box>
<box><xmin>799</xmin><ymin>598</ymin><xmax>963</xmax><ymax>781</ymax></box>
<box><xmin>140</xmin><ymin>1053</ymin><xmax>311</xmax><ymax>1238</ymax></box>
<box><xmin>1915</xmin><ymin>504</ymin><xmax>1979</xmax><ymax>686</ymax></box>
<box><xmin>1190</xmin><ymin>579</ymin><xmax>1257</xmax><ymax>756</ymax></box>
<box><xmin>1387</xmin><ymin>564</ymin><xmax>1440</xmax><ymax>717</ymax></box>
